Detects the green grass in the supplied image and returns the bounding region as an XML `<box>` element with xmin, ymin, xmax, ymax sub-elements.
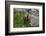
<box><xmin>13</xmin><ymin>11</ymin><xmax>31</xmax><ymax>28</ymax></box>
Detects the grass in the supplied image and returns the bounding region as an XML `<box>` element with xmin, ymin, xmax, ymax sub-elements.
<box><xmin>13</xmin><ymin>11</ymin><xmax>31</xmax><ymax>28</ymax></box>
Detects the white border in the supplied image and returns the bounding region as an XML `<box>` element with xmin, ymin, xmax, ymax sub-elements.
<box><xmin>10</xmin><ymin>5</ymin><xmax>43</xmax><ymax>33</ymax></box>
